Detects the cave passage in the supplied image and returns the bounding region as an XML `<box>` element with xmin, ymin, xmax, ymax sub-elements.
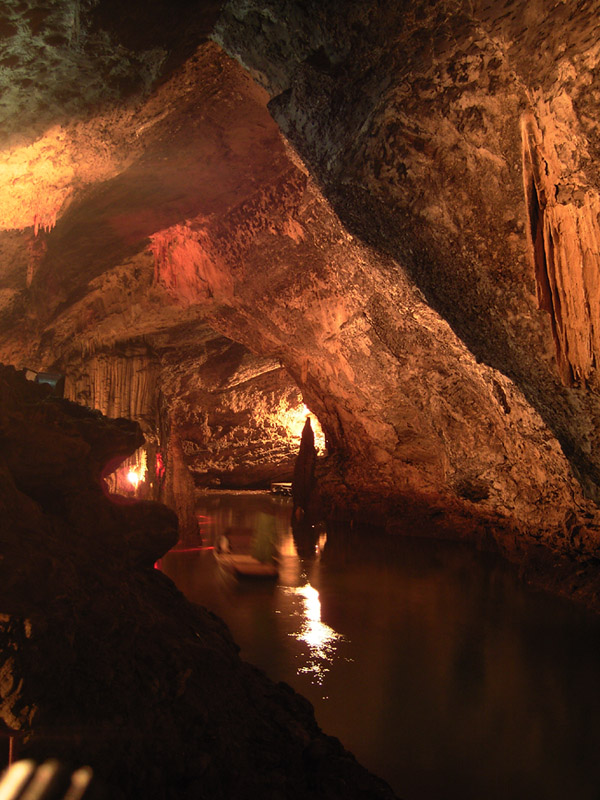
<box><xmin>161</xmin><ymin>491</ymin><xmax>600</xmax><ymax>800</ymax></box>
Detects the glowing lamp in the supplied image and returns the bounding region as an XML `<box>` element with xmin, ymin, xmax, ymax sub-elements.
<box><xmin>127</xmin><ymin>470</ymin><xmax>140</xmax><ymax>488</ymax></box>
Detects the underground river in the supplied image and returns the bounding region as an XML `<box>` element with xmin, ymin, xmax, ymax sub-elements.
<box><xmin>159</xmin><ymin>491</ymin><xmax>600</xmax><ymax>800</ymax></box>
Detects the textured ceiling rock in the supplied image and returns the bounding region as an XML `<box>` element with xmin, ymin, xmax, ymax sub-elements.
<box><xmin>158</xmin><ymin>334</ymin><xmax>316</xmax><ymax>487</ymax></box>
<box><xmin>0</xmin><ymin>1</ymin><xmax>600</xmax><ymax>577</ymax></box>
<box><xmin>0</xmin><ymin>39</ymin><xmax>299</xmax><ymax>374</ymax></box>
<box><xmin>216</xmin><ymin>0</ymin><xmax>600</xmax><ymax>500</ymax></box>
<box><xmin>0</xmin><ymin>0</ymin><xmax>223</xmax><ymax>150</ymax></box>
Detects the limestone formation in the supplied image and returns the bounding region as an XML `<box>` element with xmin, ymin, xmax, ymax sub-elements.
<box><xmin>292</xmin><ymin>416</ymin><xmax>317</xmax><ymax>520</ymax></box>
<box><xmin>0</xmin><ymin>3</ymin><xmax>599</xmax><ymax>594</ymax></box>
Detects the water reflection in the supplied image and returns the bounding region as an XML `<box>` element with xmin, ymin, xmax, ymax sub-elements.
<box><xmin>172</xmin><ymin>492</ymin><xmax>345</xmax><ymax>687</ymax></box>
<box><xmin>284</xmin><ymin>581</ymin><xmax>345</xmax><ymax>685</ymax></box>
<box><xmin>160</xmin><ymin>491</ymin><xmax>600</xmax><ymax>800</ymax></box>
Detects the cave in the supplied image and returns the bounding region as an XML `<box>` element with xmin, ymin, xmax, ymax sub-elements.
<box><xmin>2</xmin><ymin>1</ymin><xmax>600</xmax><ymax>798</ymax></box>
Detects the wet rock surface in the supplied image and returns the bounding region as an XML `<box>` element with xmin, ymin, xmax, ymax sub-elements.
<box><xmin>0</xmin><ymin>365</ymin><xmax>398</xmax><ymax>799</ymax></box>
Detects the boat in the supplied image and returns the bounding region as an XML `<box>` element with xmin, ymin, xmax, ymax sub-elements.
<box><xmin>270</xmin><ymin>481</ymin><xmax>292</xmax><ymax>496</ymax></box>
<box><xmin>214</xmin><ymin>552</ymin><xmax>279</xmax><ymax>579</ymax></box>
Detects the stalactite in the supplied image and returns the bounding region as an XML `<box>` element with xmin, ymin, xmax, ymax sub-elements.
<box><xmin>32</xmin><ymin>213</ymin><xmax>57</xmax><ymax>237</ymax></box>
<box><xmin>64</xmin><ymin>348</ymin><xmax>159</xmax><ymax>429</ymax></box>
<box><xmin>26</xmin><ymin>232</ymin><xmax>47</xmax><ymax>288</ymax></box>
<box><xmin>521</xmin><ymin>110</ymin><xmax>600</xmax><ymax>388</ymax></box>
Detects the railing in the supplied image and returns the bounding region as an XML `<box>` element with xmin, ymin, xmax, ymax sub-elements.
<box><xmin>0</xmin><ymin>726</ymin><xmax>22</xmax><ymax>771</ymax></box>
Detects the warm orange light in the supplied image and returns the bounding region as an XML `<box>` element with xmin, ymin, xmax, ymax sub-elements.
<box><xmin>277</xmin><ymin>397</ymin><xmax>326</xmax><ymax>453</ymax></box>
<box><xmin>0</xmin><ymin>124</ymin><xmax>121</xmax><ymax>234</ymax></box>
<box><xmin>127</xmin><ymin>469</ymin><xmax>140</xmax><ymax>488</ymax></box>
<box><xmin>286</xmin><ymin>582</ymin><xmax>344</xmax><ymax>685</ymax></box>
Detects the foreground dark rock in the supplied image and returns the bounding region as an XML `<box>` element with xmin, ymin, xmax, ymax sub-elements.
<box><xmin>0</xmin><ymin>366</ymin><xmax>398</xmax><ymax>799</ymax></box>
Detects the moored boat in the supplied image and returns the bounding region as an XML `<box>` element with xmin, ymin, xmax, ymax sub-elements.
<box><xmin>214</xmin><ymin>552</ymin><xmax>279</xmax><ymax>579</ymax></box>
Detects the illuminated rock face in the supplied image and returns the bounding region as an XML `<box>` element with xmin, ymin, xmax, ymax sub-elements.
<box><xmin>158</xmin><ymin>338</ymin><xmax>319</xmax><ymax>488</ymax></box>
<box><xmin>57</xmin><ymin>334</ymin><xmax>314</xmax><ymax>539</ymax></box>
<box><xmin>215</xmin><ymin>0</ymin><xmax>600</xmax><ymax>528</ymax></box>
<box><xmin>1</xmin><ymin>1</ymin><xmax>600</xmax><ymax>574</ymax></box>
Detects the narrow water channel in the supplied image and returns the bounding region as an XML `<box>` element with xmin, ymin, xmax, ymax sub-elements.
<box><xmin>160</xmin><ymin>491</ymin><xmax>600</xmax><ymax>800</ymax></box>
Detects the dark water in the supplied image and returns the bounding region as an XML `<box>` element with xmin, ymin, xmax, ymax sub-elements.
<box><xmin>160</xmin><ymin>491</ymin><xmax>600</xmax><ymax>800</ymax></box>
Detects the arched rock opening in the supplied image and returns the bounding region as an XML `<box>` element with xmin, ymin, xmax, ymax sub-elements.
<box><xmin>0</xmin><ymin>3</ymin><xmax>600</xmax><ymax>584</ymax></box>
<box><xmin>53</xmin><ymin>330</ymin><xmax>326</xmax><ymax>538</ymax></box>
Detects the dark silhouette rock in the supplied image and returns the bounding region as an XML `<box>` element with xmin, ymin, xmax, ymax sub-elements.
<box><xmin>292</xmin><ymin>416</ymin><xmax>317</xmax><ymax>521</ymax></box>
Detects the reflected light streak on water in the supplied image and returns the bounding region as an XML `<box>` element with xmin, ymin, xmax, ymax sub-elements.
<box><xmin>285</xmin><ymin>582</ymin><xmax>345</xmax><ymax>685</ymax></box>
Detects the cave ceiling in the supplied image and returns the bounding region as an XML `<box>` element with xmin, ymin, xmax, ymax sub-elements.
<box><xmin>2</xmin><ymin>0</ymin><xmax>600</xmax><ymax>553</ymax></box>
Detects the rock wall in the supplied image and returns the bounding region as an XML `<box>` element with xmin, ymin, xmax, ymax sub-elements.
<box><xmin>157</xmin><ymin>334</ymin><xmax>322</xmax><ymax>488</ymax></box>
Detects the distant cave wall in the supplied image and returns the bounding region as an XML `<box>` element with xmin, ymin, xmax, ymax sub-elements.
<box><xmin>57</xmin><ymin>342</ymin><xmax>197</xmax><ymax>537</ymax></box>
<box><xmin>176</xmin><ymin>373</ymin><xmax>314</xmax><ymax>489</ymax></box>
<box><xmin>57</xmin><ymin>332</ymin><xmax>323</xmax><ymax>536</ymax></box>
<box><xmin>63</xmin><ymin>344</ymin><xmax>160</xmax><ymax>431</ymax></box>
<box><xmin>156</xmin><ymin>336</ymin><xmax>324</xmax><ymax>489</ymax></box>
